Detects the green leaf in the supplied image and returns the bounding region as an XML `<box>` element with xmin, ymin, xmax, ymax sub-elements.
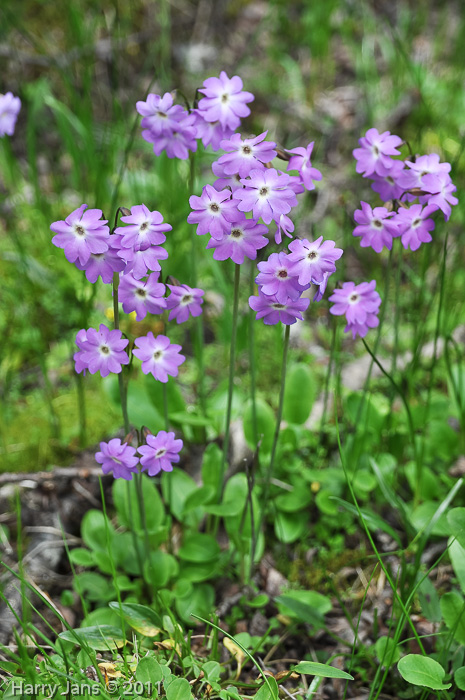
<box><xmin>162</xmin><ymin>469</ymin><xmax>198</xmax><ymax>522</ymax></box>
<box><xmin>448</xmin><ymin>537</ymin><xmax>465</xmax><ymax>594</ymax></box>
<box><xmin>274</xmin><ymin>511</ymin><xmax>308</xmax><ymax>543</ymax></box>
<box><xmin>178</xmin><ymin>533</ymin><xmax>220</xmax><ymax>562</ymax></box>
<box><xmin>201</xmin><ymin>443</ymin><xmax>222</xmax><ymax>500</ymax></box>
<box><xmin>374</xmin><ymin>636</ymin><xmax>400</xmax><ymax>666</ymax></box>
<box><xmin>397</xmin><ymin>654</ymin><xmax>451</xmax><ymax>690</ymax></box>
<box><xmin>175</xmin><ymin>584</ymin><xmax>215</xmax><ymax>625</ymax></box>
<box><xmin>243</xmin><ymin>398</ymin><xmax>275</xmax><ymax>453</ymax></box>
<box><xmin>292</xmin><ymin>662</ymin><xmax>353</xmax><ymax>680</ymax></box>
<box><xmin>416</xmin><ymin>574</ymin><xmax>441</xmax><ymax>623</ymax></box>
<box><xmin>410</xmin><ymin>501</ymin><xmax>453</xmax><ymax>537</ymax></box>
<box><xmin>183</xmin><ymin>486</ymin><xmax>215</xmax><ymax>512</ymax></box>
<box><xmin>58</xmin><ymin>625</ymin><xmax>125</xmax><ymax>650</ymax></box>
<box><xmin>136</xmin><ymin>655</ymin><xmax>164</xmax><ymax>684</ymax></box>
<box><xmin>113</xmin><ymin>475</ymin><xmax>165</xmax><ymax>533</ymax></box>
<box><xmin>276</xmin><ymin>592</ymin><xmax>330</xmax><ymax>628</ymax></box>
<box><xmin>144</xmin><ymin>551</ymin><xmax>178</xmax><ymax>588</ymax></box>
<box><xmin>69</xmin><ymin>547</ymin><xmax>95</xmax><ymax>567</ymax></box>
<box><xmin>108</xmin><ymin>602</ymin><xmax>162</xmax><ymax>637</ymax></box>
<box><xmin>73</xmin><ymin>572</ymin><xmax>115</xmax><ymax>603</ymax></box>
<box><xmin>332</xmin><ymin>497</ymin><xmax>401</xmax><ymax>545</ymax></box>
<box><xmin>165</xmin><ymin>677</ymin><xmax>193</xmax><ymax>700</ymax></box>
<box><xmin>81</xmin><ymin>509</ymin><xmax>113</xmax><ymax>552</ymax></box>
<box><xmin>315</xmin><ymin>489</ymin><xmax>339</xmax><ymax>516</ymax></box>
<box><xmin>283</xmin><ymin>364</ymin><xmax>315</xmax><ymax>425</ymax></box>
<box><xmin>275</xmin><ymin>485</ymin><xmax>312</xmax><ymax>513</ymax></box>
<box><xmin>440</xmin><ymin>591</ymin><xmax>465</xmax><ymax>644</ymax></box>
<box><xmin>454</xmin><ymin>666</ymin><xmax>465</xmax><ymax>691</ymax></box>
<box><xmin>253</xmin><ymin>676</ymin><xmax>278</xmax><ymax>700</ymax></box>
<box><xmin>447</xmin><ymin>507</ymin><xmax>465</xmax><ymax>548</ymax></box>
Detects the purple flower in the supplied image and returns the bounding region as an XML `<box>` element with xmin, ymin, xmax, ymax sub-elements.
<box><xmin>142</xmin><ymin>112</ymin><xmax>198</xmax><ymax>160</ymax></box>
<box><xmin>115</xmin><ymin>204</ymin><xmax>171</xmax><ymax>248</ymax></box>
<box><xmin>0</xmin><ymin>92</ymin><xmax>21</xmax><ymax>137</ymax></box>
<box><xmin>353</xmin><ymin>128</ymin><xmax>402</xmax><ymax>177</ymax></box>
<box><xmin>95</xmin><ymin>439</ymin><xmax>139</xmax><ymax>480</ymax></box>
<box><xmin>233</xmin><ymin>168</ymin><xmax>298</xmax><ymax>225</ymax></box>
<box><xmin>136</xmin><ymin>93</ymin><xmax>185</xmax><ymax>136</ymax></box>
<box><xmin>217</xmin><ymin>132</ymin><xmax>277</xmax><ymax>178</ymax></box>
<box><xmin>256</xmin><ymin>251</ymin><xmax>304</xmax><ymax>303</ymax></box>
<box><xmin>273</xmin><ymin>214</ymin><xmax>294</xmax><ymax>245</ymax></box>
<box><xmin>396</xmin><ymin>204</ymin><xmax>437</xmax><ymax>251</ymax></box>
<box><xmin>249</xmin><ymin>292</ymin><xmax>310</xmax><ymax>325</ymax></box>
<box><xmin>117</xmin><ymin>242</ymin><xmax>168</xmax><ymax>279</ymax></box>
<box><xmin>138</xmin><ymin>430</ymin><xmax>183</xmax><ymax>476</ymax></box>
<box><xmin>421</xmin><ymin>173</ymin><xmax>458</xmax><ymax>221</ymax></box>
<box><xmin>286</xmin><ymin>143</ymin><xmax>322</xmax><ymax>191</ymax></box>
<box><xmin>133</xmin><ymin>333</ymin><xmax>185</xmax><ymax>382</ymax></box>
<box><xmin>119</xmin><ymin>273</ymin><xmax>166</xmax><ymax>321</ymax></box>
<box><xmin>74</xmin><ymin>329</ymin><xmax>89</xmax><ymax>375</ymax></box>
<box><xmin>192</xmin><ymin>112</ymin><xmax>234</xmax><ymax>151</ymax></box>
<box><xmin>166</xmin><ymin>284</ymin><xmax>204</xmax><ymax>323</ymax></box>
<box><xmin>197</xmin><ymin>71</ymin><xmax>254</xmax><ymax>131</ymax></box>
<box><xmin>352</xmin><ymin>202</ymin><xmax>400</xmax><ymax>253</ymax></box>
<box><xmin>51</xmin><ymin>204</ymin><xmax>110</xmax><ymax>266</ymax></box>
<box><xmin>76</xmin><ymin>324</ymin><xmax>129</xmax><ymax>377</ymax></box>
<box><xmin>398</xmin><ymin>153</ymin><xmax>451</xmax><ymax>190</ymax></box>
<box><xmin>211</xmin><ymin>161</ymin><xmax>244</xmax><ymax>192</ymax></box>
<box><xmin>188</xmin><ymin>184</ymin><xmax>238</xmax><ymax>240</ymax></box>
<box><xmin>75</xmin><ymin>240</ymin><xmax>125</xmax><ymax>284</ymax></box>
<box><xmin>329</xmin><ymin>281</ymin><xmax>381</xmax><ymax>338</ymax></box>
<box><xmin>206</xmin><ymin>216</ymin><xmax>269</xmax><ymax>264</ymax></box>
<box><xmin>287</xmin><ymin>236</ymin><xmax>343</xmax><ymax>285</ymax></box>
<box><xmin>371</xmin><ymin>159</ymin><xmax>405</xmax><ymax>201</ymax></box>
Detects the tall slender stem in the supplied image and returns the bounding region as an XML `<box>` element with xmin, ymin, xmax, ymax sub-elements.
<box><xmin>248</xmin><ymin>263</ymin><xmax>258</xmax><ymax>447</ymax></box>
<box><xmin>220</xmin><ymin>263</ymin><xmax>241</xmax><ymax>489</ymax></box>
<box><xmin>113</xmin><ymin>271</ymin><xmax>129</xmax><ymax>433</ymax></box>
<box><xmin>255</xmin><ymin>324</ymin><xmax>291</xmax><ymax>548</ymax></box>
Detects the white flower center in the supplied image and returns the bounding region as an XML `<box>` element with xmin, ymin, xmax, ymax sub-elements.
<box><xmin>181</xmin><ymin>294</ymin><xmax>193</xmax><ymax>306</ymax></box>
<box><xmin>412</xmin><ymin>218</ymin><xmax>422</xmax><ymax>228</ymax></box>
<box><xmin>348</xmin><ymin>293</ymin><xmax>360</xmax><ymax>305</ymax></box>
<box><xmin>241</xmin><ymin>145</ymin><xmax>253</xmax><ymax>156</ymax></box>
<box><xmin>231</xmin><ymin>227</ymin><xmax>243</xmax><ymax>240</ymax></box>
<box><xmin>209</xmin><ymin>202</ymin><xmax>220</xmax><ymax>214</ymax></box>
<box><xmin>272</xmin><ymin>303</ymin><xmax>285</xmax><ymax>310</ymax></box>
<box><xmin>153</xmin><ymin>350</ymin><xmax>163</xmax><ymax>361</ymax></box>
<box><xmin>74</xmin><ymin>224</ymin><xmax>86</xmax><ymax>237</ymax></box>
<box><xmin>139</xmin><ymin>221</ymin><xmax>149</xmax><ymax>233</ymax></box>
<box><xmin>136</xmin><ymin>289</ymin><xmax>147</xmax><ymax>298</ymax></box>
<box><xmin>277</xmin><ymin>268</ymin><xmax>288</xmax><ymax>279</ymax></box>
<box><xmin>372</xmin><ymin>219</ymin><xmax>383</xmax><ymax>230</ymax></box>
<box><xmin>307</xmin><ymin>249</ymin><xmax>319</xmax><ymax>261</ymax></box>
<box><xmin>259</xmin><ymin>187</ymin><xmax>269</xmax><ymax>198</ymax></box>
<box><xmin>155</xmin><ymin>447</ymin><xmax>167</xmax><ymax>458</ymax></box>
<box><xmin>99</xmin><ymin>344</ymin><xmax>110</xmax><ymax>355</ymax></box>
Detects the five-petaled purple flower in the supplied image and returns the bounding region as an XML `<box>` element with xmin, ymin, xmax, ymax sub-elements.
<box><xmin>287</xmin><ymin>236</ymin><xmax>343</xmax><ymax>286</ymax></box>
<box><xmin>138</xmin><ymin>430</ymin><xmax>183</xmax><ymax>476</ymax></box>
<box><xmin>217</xmin><ymin>132</ymin><xmax>277</xmax><ymax>178</ymax></box>
<box><xmin>95</xmin><ymin>439</ymin><xmax>139</xmax><ymax>480</ymax></box>
<box><xmin>188</xmin><ymin>184</ymin><xmax>238</xmax><ymax>240</ymax></box>
<box><xmin>74</xmin><ymin>324</ymin><xmax>130</xmax><ymax>377</ymax></box>
<box><xmin>51</xmin><ymin>204</ymin><xmax>110</xmax><ymax>266</ymax></box>
<box><xmin>234</xmin><ymin>168</ymin><xmax>297</xmax><ymax>225</ymax></box>
<box><xmin>133</xmin><ymin>333</ymin><xmax>185</xmax><ymax>382</ymax></box>
<box><xmin>286</xmin><ymin>142</ymin><xmax>322</xmax><ymax>191</ymax></box>
<box><xmin>249</xmin><ymin>292</ymin><xmax>310</xmax><ymax>326</ymax></box>
<box><xmin>118</xmin><ymin>273</ymin><xmax>167</xmax><ymax>321</ymax></box>
<box><xmin>353</xmin><ymin>128</ymin><xmax>403</xmax><ymax>178</ymax></box>
<box><xmin>206</xmin><ymin>217</ymin><xmax>269</xmax><ymax>264</ymax></box>
<box><xmin>115</xmin><ymin>204</ymin><xmax>171</xmax><ymax>249</ymax></box>
<box><xmin>197</xmin><ymin>71</ymin><xmax>254</xmax><ymax>131</ymax></box>
<box><xmin>75</xmin><ymin>240</ymin><xmax>125</xmax><ymax>284</ymax></box>
<box><xmin>0</xmin><ymin>92</ymin><xmax>21</xmax><ymax>137</ymax></box>
<box><xmin>166</xmin><ymin>284</ymin><xmax>204</xmax><ymax>323</ymax></box>
<box><xmin>329</xmin><ymin>281</ymin><xmax>381</xmax><ymax>338</ymax></box>
<box><xmin>396</xmin><ymin>203</ymin><xmax>437</xmax><ymax>251</ymax></box>
<box><xmin>352</xmin><ymin>202</ymin><xmax>400</xmax><ymax>253</ymax></box>
<box><xmin>255</xmin><ymin>251</ymin><xmax>305</xmax><ymax>303</ymax></box>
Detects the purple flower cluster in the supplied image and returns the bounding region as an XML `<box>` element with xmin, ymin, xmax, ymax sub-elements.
<box><xmin>249</xmin><ymin>239</ymin><xmax>343</xmax><ymax>325</ymax></box>
<box><xmin>136</xmin><ymin>71</ymin><xmax>254</xmax><ymax>157</ymax></box>
<box><xmin>96</xmin><ymin>430</ymin><xmax>183</xmax><ymax>480</ymax></box>
<box><xmin>0</xmin><ymin>92</ymin><xmax>21</xmax><ymax>137</ymax></box>
<box><xmin>352</xmin><ymin>128</ymin><xmax>458</xmax><ymax>253</ymax></box>
<box><xmin>329</xmin><ymin>281</ymin><xmax>381</xmax><ymax>338</ymax></box>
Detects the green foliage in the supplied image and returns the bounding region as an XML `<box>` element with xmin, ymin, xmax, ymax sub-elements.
<box><xmin>397</xmin><ymin>654</ymin><xmax>451</xmax><ymax>691</ymax></box>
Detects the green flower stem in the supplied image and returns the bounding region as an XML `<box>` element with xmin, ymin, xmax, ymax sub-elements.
<box><xmin>256</xmin><ymin>324</ymin><xmax>291</xmax><ymax>545</ymax></box>
<box><xmin>248</xmin><ymin>263</ymin><xmax>258</xmax><ymax>447</ymax></box>
<box><xmin>219</xmin><ymin>263</ymin><xmax>241</xmax><ymax>490</ymax></box>
<box><xmin>112</xmin><ymin>271</ymin><xmax>129</xmax><ymax>434</ymax></box>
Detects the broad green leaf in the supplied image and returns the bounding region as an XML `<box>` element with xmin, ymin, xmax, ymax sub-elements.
<box><xmin>292</xmin><ymin>661</ymin><xmax>353</xmax><ymax>680</ymax></box>
<box><xmin>144</xmin><ymin>551</ymin><xmax>178</xmax><ymax>588</ymax></box>
<box><xmin>276</xmin><ymin>592</ymin><xmax>329</xmax><ymax>628</ymax></box>
<box><xmin>283</xmin><ymin>364</ymin><xmax>315</xmax><ymax>425</ymax></box>
<box><xmin>405</xmin><ymin>464</ymin><xmax>437</xmax><ymax>501</ymax></box>
<box><xmin>253</xmin><ymin>676</ymin><xmax>278</xmax><ymax>700</ymax></box>
<box><xmin>440</xmin><ymin>591</ymin><xmax>465</xmax><ymax>644</ymax></box>
<box><xmin>274</xmin><ymin>511</ymin><xmax>308</xmax><ymax>543</ymax></box>
<box><xmin>108</xmin><ymin>602</ymin><xmax>162</xmax><ymax>637</ymax></box>
<box><xmin>183</xmin><ymin>486</ymin><xmax>215</xmax><ymax>512</ymax></box>
<box><xmin>201</xmin><ymin>443</ymin><xmax>222</xmax><ymax>499</ymax></box>
<box><xmin>136</xmin><ymin>655</ymin><xmax>164</xmax><ymax>684</ymax></box>
<box><xmin>162</xmin><ymin>469</ymin><xmax>198</xmax><ymax>522</ymax></box>
<box><xmin>447</xmin><ymin>507</ymin><xmax>465</xmax><ymax>549</ymax></box>
<box><xmin>332</xmin><ymin>497</ymin><xmax>401</xmax><ymax>545</ymax></box>
<box><xmin>315</xmin><ymin>489</ymin><xmax>339</xmax><ymax>516</ymax></box>
<box><xmin>82</xmin><ymin>607</ymin><xmax>122</xmax><ymax>629</ymax></box>
<box><xmin>397</xmin><ymin>654</ymin><xmax>451</xmax><ymax>690</ymax></box>
<box><xmin>178</xmin><ymin>533</ymin><xmax>220</xmax><ymax>562</ymax></box>
<box><xmin>69</xmin><ymin>547</ymin><xmax>95</xmax><ymax>567</ymax></box>
<box><xmin>416</xmin><ymin>574</ymin><xmax>441</xmax><ymax>623</ymax></box>
<box><xmin>454</xmin><ymin>666</ymin><xmax>465</xmax><ymax>691</ymax></box>
<box><xmin>113</xmin><ymin>476</ymin><xmax>165</xmax><ymax>533</ymax></box>
<box><xmin>275</xmin><ymin>485</ymin><xmax>312</xmax><ymax>513</ymax></box>
<box><xmin>58</xmin><ymin>625</ymin><xmax>124</xmax><ymax>650</ymax></box>
<box><xmin>165</xmin><ymin>677</ymin><xmax>193</xmax><ymax>700</ymax></box>
<box><xmin>73</xmin><ymin>572</ymin><xmax>115</xmax><ymax>603</ymax></box>
<box><xmin>81</xmin><ymin>509</ymin><xmax>114</xmax><ymax>552</ymax></box>
<box><xmin>175</xmin><ymin>583</ymin><xmax>215</xmax><ymax>624</ymax></box>
<box><xmin>448</xmin><ymin>537</ymin><xmax>465</xmax><ymax>594</ymax></box>
<box><xmin>374</xmin><ymin>636</ymin><xmax>400</xmax><ymax>666</ymax></box>
<box><xmin>243</xmin><ymin>398</ymin><xmax>275</xmax><ymax>453</ymax></box>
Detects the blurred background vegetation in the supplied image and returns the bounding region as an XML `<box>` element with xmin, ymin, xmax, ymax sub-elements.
<box><xmin>1</xmin><ymin>0</ymin><xmax>464</xmax><ymax>472</ymax></box>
